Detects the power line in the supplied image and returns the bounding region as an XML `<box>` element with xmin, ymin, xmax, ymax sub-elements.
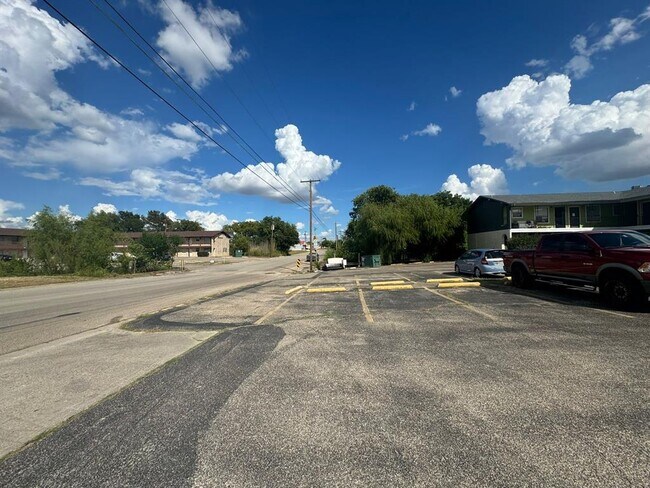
<box><xmin>160</xmin><ymin>0</ymin><xmax>275</xmax><ymax>146</ymax></box>
<box><xmin>93</xmin><ymin>0</ymin><xmax>311</xmax><ymax>211</ymax></box>
<box><xmin>42</xmin><ymin>0</ymin><xmax>311</xmax><ymax>213</ymax></box>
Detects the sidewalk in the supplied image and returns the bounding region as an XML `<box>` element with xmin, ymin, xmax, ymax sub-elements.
<box><xmin>0</xmin><ymin>323</ymin><xmax>217</xmax><ymax>458</ymax></box>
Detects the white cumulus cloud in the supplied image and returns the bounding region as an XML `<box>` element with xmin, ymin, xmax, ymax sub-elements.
<box><xmin>92</xmin><ymin>203</ymin><xmax>117</xmax><ymax>214</ymax></box>
<box><xmin>525</xmin><ymin>59</ymin><xmax>549</xmax><ymax>67</ymax></box>
<box><xmin>0</xmin><ymin>198</ymin><xmax>25</xmax><ymax>227</ymax></box>
<box><xmin>402</xmin><ymin>123</ymin><xmax>442</xmax><ymax>141</ymax></box>
<box><xmin>185</xmin><ymin>210</ymin><xmax>230</xmax><ymax>230</ymax></box>
<box><xmin>208</xmin><ymin>124</ymin><xmax>340</xmax><ymax>213</ymax></box>
<box><xmin>477</xmin><ymin>74</ymin><xmax>650</xmax><ymax>182</ymax></box>
<box><xmin>80</xmin><ymin>168</ymin><xmax>217</xmax><ymax>205</ymax></box>
<box><xmin>295</xmin><ymin>222</ymin><xmax>305</xmax><ymax>231</ymax></box>
<box><xmin>407</xmin><ymin>101</ymin><xmax>416</xmax><ymax>111</ymax></box>
<box><xmin>0</xmin><ymin>0</ymin><xmax>204</xmax><ymax>178</ymax></box>
<box><xmin>155</xmin><ymin>0</ymin><xmax>245</xmax><ymax>89</ymax></box>
<box><xmin>441</xmin><ymin>164</ymin><xmax>508</xmax><ymax>201</ymax></box>
<box><xmin>449</xmin><ymin>86</ymin><xmax>462</xmax><ymax>98</ymax></box>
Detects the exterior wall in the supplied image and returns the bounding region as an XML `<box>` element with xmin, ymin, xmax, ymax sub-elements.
<box><xmin>467</xmin><ymin>199</ymin><xmax>509</xmax><ymax>234</ymax></box>
<box><xmin>510</xmin><ymin>203</ymin><xmax>638</xmax><ymax>229</ymax></box>
<box><xmin>0</xmin><ymin>232</ymin><xmax>28</xmax><ymax>258</ymax></box>
<box><xmin>467</xmin><ymin>229</ymin><xmax>510</xmax><ymax>250</ymax></box>
<box><xmin>212</xmin><ymin>235</ymin><xmax>230</xmax><ymax>257</ymax></box>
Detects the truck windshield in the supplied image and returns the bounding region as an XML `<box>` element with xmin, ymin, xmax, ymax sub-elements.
<box><xmin>589</xmin><ymin>232</ymin><xmax>650</xmax><ymax>248</ymax></box>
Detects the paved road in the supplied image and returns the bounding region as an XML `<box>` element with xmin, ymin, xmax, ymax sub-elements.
<box><xmin>0</xmin><ymin>255</ymin><xmax>300</xmax><ymax>355</ymax></box>
<box><xmin>1</xmin><ymin>264</ymin><xmax>647</xmax><ymax>486</ymax></box>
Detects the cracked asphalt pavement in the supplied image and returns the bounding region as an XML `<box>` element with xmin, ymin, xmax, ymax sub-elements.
<box><xmin>1</xmin><ymin>263</ymin><xmax>648</xmax><ymax>487</ymax></box>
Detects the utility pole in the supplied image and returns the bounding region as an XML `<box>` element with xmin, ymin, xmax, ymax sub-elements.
<box><xmin>270</xmin><ymin>223</ymin><xmax>274</xmax><ymax>257</ymax></box>
<box><xmin>334</xmin><ymin>222</ymin><xmax>338</xmax><ymax>257</ymax></box>
<box><xmin>301</xmin><ymin>179</ymin><xmax>320</xmax><ymax>272</ymax></box>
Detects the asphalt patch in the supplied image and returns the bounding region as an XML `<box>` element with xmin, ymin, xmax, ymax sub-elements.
<box><xmin>0</xmin><ymin>325</ymin><xmax>284</xmax><ymax>487</ymax></box>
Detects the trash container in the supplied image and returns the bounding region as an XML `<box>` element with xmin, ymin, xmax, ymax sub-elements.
<box><xmin>362</xmin><ymin>254</ymin><xmax>381</xmax><ymax>268</ymax></box>
<box><xmin>234</xmin><ymin>249</ymin><xmax>243</xmax><ymax>257</ymax></box>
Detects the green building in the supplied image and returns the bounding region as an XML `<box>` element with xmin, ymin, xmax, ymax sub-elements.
<box><xmin>467</xmin><ymin>186</ymin><xmax>650</xmax><ymax>249</ymax></box>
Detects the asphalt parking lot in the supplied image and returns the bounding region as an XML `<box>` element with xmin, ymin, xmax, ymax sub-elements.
<box><xmin>1</xmin><ymin>262</ymin><xmax>648</xmax><ymax>487</ymax></box>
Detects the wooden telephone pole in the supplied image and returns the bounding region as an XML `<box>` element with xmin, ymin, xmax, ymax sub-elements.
<box><xmin>301</xmin><ymin>179</ymin><xmax>320</xmax><ymax>272</ymax></box>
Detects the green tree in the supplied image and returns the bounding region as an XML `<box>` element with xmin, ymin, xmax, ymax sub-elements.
<box><xmin>27</xmin><ymin>206</ymin><xmax>76</xmax><ymax>274</ymax></box>
<box><xmin>171</xmin><ymin>219</ymin><xmax>204</xmax><ymax>231</ymax></box>
<box><xmin>230</xmin><ymin>234</ymin><xmax>250</xmax><ymax>256</ymax></box>
<box><xmin>117</xmin><ymin>211</ymin><xmax>145</xmax><ymax>232</ymax></box>
<box><xmin>144</xmin><ymin>210</ymin><xmax>173</xmax><ymax>231</ymax></box>
<box><xmin>224</xmin><ymin>217</ymin><xmax>298</xmax><ymax>255</ymax></box>
<box><xmin>139</xmin><ymin>233</ymin><xmax>181</xmax><ymax>261</ymax></box>
<box><xmin>73</xmin><ymin>212</ymin><xmax>118</xmax><ymax>274</ymax></box>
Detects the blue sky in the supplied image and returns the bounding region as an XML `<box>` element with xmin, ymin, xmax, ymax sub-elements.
<box><xmin>1</xmin><ymin>0</ymin><xmax>649</xmax><ymax>237</ymax></box>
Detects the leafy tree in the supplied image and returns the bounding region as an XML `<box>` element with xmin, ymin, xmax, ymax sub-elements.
<box><xmin>230</xmin><ymin>234</ymin><xmax>250</xmax><ymax>256</ymax></box>
<box><xmin>139</xmin><ymin>233</ymin><xmax>181</xmax><ymax>261</ymax></box>
<box><xmin>171</xmin><ymin>219</ymin><xmax>204</xmax><ymax>231</ymax></box>
<box><xmin>225</xmin><ymin>217</ymin><xmax>299</xmax><ymax>255</ymax></box>
<box><xmin>73</xmin><ymin>212</ymin><xmax>117</xmax><ymax>274</ymax></box>
<box><xmin>344</xmin><ymin>187</ymin><xmax>470</xmax><ymax>263</ymax></box>
<box><xmin>27</xmin><ymin>206</ymin><xmax>76</xmax><ymax>274</ymax></box>
<box><xmin>117</xmin><ymin>211</ymin><xmax>145</xmax><ymax>232</ymax></box>
<box><xmin>144</xmin><ymin>210</ymin><xmax>173</xmax><ymax>231</ymax></box>
<box><xmin>320</xmin><ymin>238</ymin><xmax>335</xmax><ymax>249</ymax></box>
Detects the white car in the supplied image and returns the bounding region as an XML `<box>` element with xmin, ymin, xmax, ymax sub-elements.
<box><xmin>323</xmin><ymin>257</ymin><xmax>347</xmax><ymax>270</ymax></box>
<box><xmin>454</xmin><ymin>249</ymin><xmax>505</xmax><ymax>277</ymax></box>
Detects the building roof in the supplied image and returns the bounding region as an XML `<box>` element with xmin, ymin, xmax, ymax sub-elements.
<box><xmin>123</xmin><ymin>230</ymin><xmax>231</xmax><ymax>238</ymax></box>
<box><xmin>0</xmin><ymin>228</ymin><xmax>28</xmax><ymax>236</ymax></box>
<box><xmin>478</xmin><ymin>185</ymin><xmax>650</xmax><ymax>206</ymax></box>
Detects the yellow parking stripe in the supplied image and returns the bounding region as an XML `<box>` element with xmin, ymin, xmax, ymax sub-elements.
<box><xmin>426</xmin><ymin>278</ymin><xmax>464</xmax><ymax>283</ymax></box>
<box><xmin>284</xmin><ymin>285</ymin><xmax>304</xmax><ymax>295</ymax></box>
<box><xmin>437</xmin><ymin>282</ymin><xmax>481</xmax><ymax>288</ymax></box>
<box><xmin>355</xmin><ymin>278</ymin><xmax>374</xmax><ymax>323</ymax></box>
<box><xmin>255</xmin><ymin>276</ymin><xmax>319</xmax><ymax>325</ymax></box>
<box><xmin>424</xmin><ymin>287</ymin><xmax>496</xmax><ymax>321</ymax></box>
<box><xmin>370</xmin><ymin>280</ymin><xmax>405</xmax><ymax>286</ymax></box>
<box><xmin>372</xmin><ymin>284</ymin><xmax>414</xmax><ymax>291</ymax></box>
<box><xmin>306</xmin><ymin>287</ymin><xmax>347</xmax><ymax>293</ymax></box>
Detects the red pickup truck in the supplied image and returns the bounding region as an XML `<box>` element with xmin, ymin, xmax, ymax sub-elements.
<box><xmin>504</xmin><ymin>230</ymin><xmax>650</xmax><ymax>309</ymax></box>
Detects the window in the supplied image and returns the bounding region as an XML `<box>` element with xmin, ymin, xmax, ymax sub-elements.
<box><xmin>539</xmin><ymin>235</ymin><xmax>562</xmax><ymax>251</ymax></box>
<box><xmin>511</xmin><ymin>207</ymin><xmax>523</xmax><ymax>219</ymax></box>
<box><xmin>586</xmin><ymin>205</ymin><xmax>601</xmax><ymax>222</ymax></box>
<box><xmin>485</xmin><ymin>250</ymin><xmax>504</xmax><ymax>259</ymax></box>
<box><xmin>563</xmin><ymin>234</ymin><xmax>591</xmax><ymax>252</ymax></box>
<box><xmin>611</xmin><ymin>204</ymin><xmax>621</xmax><ymax>217</ymax></box>
<box><xmin>535</xmin><ymin>206</ymin><xmax>549</xmax><ymax>223</ymax></box>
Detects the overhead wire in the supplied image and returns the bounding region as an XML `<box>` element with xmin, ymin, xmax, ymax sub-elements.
<box><xmin>42</xmin><ymin>0</ymin><xmax>313</xmax><ymax>213</ymax></box>
<box><xmin>158</xmin><ymin>0</ymin><xmax>330</xmax><ymax>227</ymax></box>
<box><xmin>92</xmin><ymin>0</ymin><xmax>313</xmax><ymax>212</ymax></box>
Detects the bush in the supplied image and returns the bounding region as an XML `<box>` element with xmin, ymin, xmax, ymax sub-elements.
<box><xmin>0</xmin><ymin>258</ymin><xmax>34</xmax><ymax>277</ymax></box>
<box><xmin>507</xmin><ymin>234</ymin><xmax>542</xmax><ymax>250</ymax></box>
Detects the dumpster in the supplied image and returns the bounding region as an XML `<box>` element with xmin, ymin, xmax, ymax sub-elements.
<box><xmin>234</xmin><ymin>249</ymin><xmax>244</xmax><ymax>257</ymax></box>
<box><xmin>361</xmin><ymin>254</ymin><xmax>381</xmax><ymax>268</ymax></box>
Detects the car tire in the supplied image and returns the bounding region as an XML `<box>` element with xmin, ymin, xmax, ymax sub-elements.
<box><xmin>473</xmin><ymin>267</ymin><xmax>482</xmax><ymax>278</ymax></box>
<box><xmin>454</xmin><ymin>264</ymin><xmax>461</xmax><ymax>275</ymax></box>
<box><xmin>602</xmin><ymin>275</ymin><xmax>641</xmax><ymax>310</ymax></box>
<box><xmin>511</xmin><ymin>264</ymin><xmax>533</xmax><ymax>289</ymax></box>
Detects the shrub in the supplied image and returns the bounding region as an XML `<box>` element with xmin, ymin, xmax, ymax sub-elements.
<box><xmin>507</xmin><ymin>234</ymin><xmax>542</xmax><ymax>250</ymax></box>
<box><xmin>0</xmin><ymin>258</ymin><xmax>34</xmax><ymax>277</ymax></box>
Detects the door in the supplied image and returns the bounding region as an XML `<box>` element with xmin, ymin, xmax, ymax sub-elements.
<box><xmin>554</xmin><ymin>207</ymin><xmax>566</xmax><ymax>228</ymax></box>
<box><xmin>569</xmin><ymin>207</ymin><xmax>580</xmax><ymax>227</ymax></box>
<box><xmin>559</xmin><ymin>234</ymin><xmax>599</xmax><ymax>284</ymax></box>
<box><xmin>533</xmin><ymin>234</ymin><xmax>564</xmax><ymax>275</ymax></box>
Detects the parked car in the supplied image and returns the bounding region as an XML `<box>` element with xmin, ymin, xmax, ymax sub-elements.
<box><xmin>503</xmin><ymin>230</ymin><xmax>650</xmax><ymax>309</ymax></box>
<box><xmin>305</xmin><ymin>253</ymin><xmax>319</xmax><ymax>262</ymax></box>
<box><xmin>0</xmin><ymin>253</ymin><xmax>13</xmax><ymax>261</ymax></box>
<box><xmin>454</xmin><ymin>249</ymin><xmax>505</xmax><ymax>277</ymax></box>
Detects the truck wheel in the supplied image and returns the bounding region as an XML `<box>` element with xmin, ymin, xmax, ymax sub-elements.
<box><xmin>511</xmin><ymin>265</ymin><xmax>532</xmax><ymax>289</ymax></box>
<box><xmin>602</xmin><ymin>275</ymin><xmax>640</xmax><ymax>310</ymax></box>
